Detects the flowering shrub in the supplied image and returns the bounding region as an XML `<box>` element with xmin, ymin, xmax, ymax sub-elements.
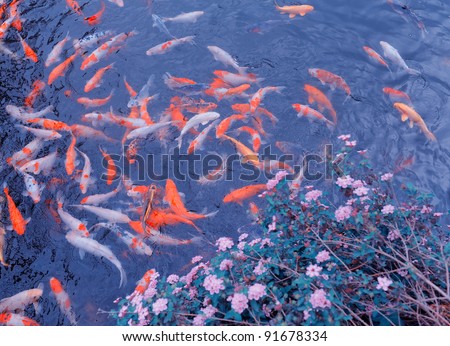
<box><xmin>112</xmin><ymin>138</ymin><xmax>449</xmax><ymax>326</ymax></box>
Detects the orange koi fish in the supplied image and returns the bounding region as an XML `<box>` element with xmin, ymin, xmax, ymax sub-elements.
<box><xmin>66</xmin><ymin>0</ymin><xmax>83</xmax><ymax>16</ymax></box>
<box><xmin>214</xmin><ymin>70</ymin><xmax>263</xmax><ymax>86</ymax></box>
<box><xmin>215</xmin><ymin>83</ymin><xmax>251</xmax><ymax>101</ymax></box>
<box><xmin>123</xmin><ymin>77</ymin><xmax>137</xmax><ymax>97</ymax></box>
<box><xmin>383</xmin><ymin>87</ymin><xmax>412</xmax><ymax>105</ymax></box>
<box><xmin>393</xmin><ymin>102</ymin><xmax>436</xmax><ymax>141</ymax></box>
<box><xmin>4</xmin><ymin>186</ymin><xmax>30</xmax><ymax>235</ymax></box>
<box><xmin>304</xmin><ymin>84</ymin><xmax>337</xmax><ymax>124</ymax></box>
<box><xmin>134</xmin><ymin>269</ymin><xmax>156</xmax><ymax>294</ymax></box>
<box><xmin>145</xmin><ymin>209</ymin><xmax>203</xmax><ymax>234</ymax></box>
<box><xmin>99</xmin><ymin>147</ymin><xmax>117</xmax><ymax>185</ymax></box>
<box><xmin>309</xmin><ymin>68</ymin><xmax>351</xmax><ymax>96</ymax></box>
<box><xmin>24</xmin><ymin>80</ymin><xmax>45</xmax><ymax>109</ymax></box>
<box><xmin>235</xmin><ymin>126</ymin><xmax>262</xmax><ymax>152</ymax></box>
<box><xmin>164</xmin><ymin>73</ymin><xmax>197</xmax><ymax>90</ymax></box>
<box><xmin>85</xmin><ymin>1</ymin><xmax>105</xmax><ymax>26</ymax></box>
<box><xmin>77</xmin><ymin>91</ymin><xmax>113</xmax><ymax>108</ymax></box>
<box><xmin>363</xmin><ymin>46</ymin><xmax>389</xmax><ymax>69</ymax></box>
<box><xmin>70</xmin><ymin>124</ymin><xmax>117</xmax><ymax>142</ymax></box>
<box><xmin>17</xmin><ymin>34</ymin><xmax>38</xmax><ymax>63</ymax></box>
<box><xmin>27</xmin><ymin>118</ymin><xmax>71</xmax><ymax>132</ymax></box>
<box><xmin>9</xmin><ymin>0</ymin><xmax>22</xmax><ymax>31</ymax></box>
<box><xmin>64</xmin><ymin>134</ymin><xmax>78</xmax><ymax>175</ymax></box>
<box><xmin>146</xmin><ymin>36</ymin><xmax>195</xmax><ymax>56</ymax></box>
<box><xmin>49</xmin><ymin>277</ymin><xmax>77</xmax><ymax>325</ymax></box>
<box><xmin>48</xmin><ymin>51</ymin><xmax>78</xmax><ymax>85</ymax></box>
<box><xmin>84</xmin><ymin>63</ymin><xmax>114</xmax><ymax>92</ymax></box>
<box><xmin>250</xmin><ymin>86</ymin><xmax>285</xmax><ymax>112</ymax></box>
<box><xmin>275</xmin><ymin>1</ymin><xmax>314</xmax><ymax>18</ymax></box>
<box><xmin>292</xmin><ymin>103</ymin><xmax>335</xmax><ymax>130</ymax></box>
<box><xmin>216</xmin><ymin>114</ymin><xmax>247</xmax><ymax>138</ymax></box>
<box><xmin>0</xmin><ymin>15</ymin><xmax>15</xmax><ymax>40</ymax></box>
<box><xmin>221</xmin><ymin>134</ymin><xmax>260</xmax><ymax>167</ymax></box>
<box><xmin>223</xmin><ymin>184</ymin><xmax>267</xmax><ymax>205</ymax></box>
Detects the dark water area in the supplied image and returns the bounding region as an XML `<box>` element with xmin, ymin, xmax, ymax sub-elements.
<box><xmin>0</xmin><ymin>0</ymin><xmax>449</xmax><ymax>325</ymax></box>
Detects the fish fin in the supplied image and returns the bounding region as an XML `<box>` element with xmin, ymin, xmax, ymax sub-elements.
<box><xmin>33</xmin><ymin>302</ymin><xmax>42</xmax><ymax>315</ymax></box>
<box><xmin>289</xmin><ymin>14</ymin><xmax>296</xmax><ymax>18</ymax></box>
<box><xmin>5</xmin><ymin>224</ymin><xmax>13</xmax><ymax>231</ymax></box>
<box><xmin>189</xmin><ymin>236</ymin><xmax>203</xmax><ymax>245</ymax></box>
<box><xmin>25</xmin><ymin>217</ymin><xmax>31</xmax><ymax>225</ymax></box>
<box><xmin>406</xmin><ymin>68</ymin><xmax>420</xmax><ymax>76</ymax></box>
<box><xmin>79</xmin><ymin>249</ymin><xmax>85</xmax><ymax>260</ymax></box>
<box><xmin>425</xmin><ymin>131</ymin><xmax>437</xmax><ymax>141</ymax></box>
<box><xmin>401</xmin><ymin>114</ymin><xmax>408</xmax><ymax>122</ymax></box>
<box><xmin>409</xmin><ymin>120</ymin><xmax>414</xmax><ymax>128</ymax></box>
<box><xmin>307</xmin><ymin>96</ymin><xmax>314</xmax><ymax>104</ymax></box>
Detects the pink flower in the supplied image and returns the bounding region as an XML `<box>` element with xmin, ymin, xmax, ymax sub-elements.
<box><xmin>254</xmin><ymin>260</ymin><xmax>268</xmax><ymax>275</ymax></box>
<box><xmin>305</xmin><ymin>189</ymin><xmax>322</xmax><ymax>202</ymax></box>
<box><xmin>231</xmin><ymin>293</ymin><xmax>249</xmax><ymax>314</ymax></box>
<box><xmin>172</xmin><ymin>287</ymin><xmax>182</xmax><ymax>295</ymax></box>
<box><xmin>152</xmin><ymin>298</ymin><xmax>168</xmax><ymax>315</ymax></box>
<box><xmin>309</xmin><ymin>289</ymin><xmax>331</xmax><ymax>309</ymax></box>
<box><xmin>189</xmin><ymin>287</ymin><xmax>198</xmax><ymax>299</ymax></box>
<box><xmin>381</xmin><ymin>173</ymin><xmax>393</xmax><ymax>182</ymax></box>
<box><xmin>237</xmin><ymin>241</ymin><xmax>246</xmax><ymax>250</ymax></box>
<box><xmin>303</xmin><ymin>309</ymin><xmax>311</xmax><ymax>321</ymax></box>
<box><xmin>354</xmin><ymin>186</ymin><xmax>369</xmax><ymax>196</ymax></box>
<box><xmin>387</xmin><ymin>229</ymin><xmax>400</xmax><ymax>241</ymax></box>
<box><xmin>215</xmin><ymin>237</ymin><xmax>234</xmax><ymax>251</ymax></box>
<box><xmin>316</xmin><ymin>250</ymin><xmax>331</xmax><ymax>263</ymax></box>
<box><xmin>203</xmin><ymin>275</ymin><xmax>225</xmax><ymax>294</ymax></box>
<box><xmin>167</xmin><ymin>274</ymin><xmax>179</xmax><ymax>284</ymax></box>
<box><xmin>336</xmin><ymin>175</ymin><xmax>354</xmax><ymax>188</ymax></box>
<box><xmin>376</xmin><ymin>277</ymin><xmax>393</xmax><ymax>291</ymax></box>
<box><xmin>266</xmin><ymin>179</ymin><xmax>278</xmax><ymax>190</ymax></box>
<box><xmin>201</xmin><ymin>305</ymin><xmax>217</xmax><ymax>318</ymax></box>
<box><xmin>306</xmin><ymin>264</ymin><xmax>322</xmax><ymax>277</ymax></box>
<box><xmin>193</xmin><ymin>314</ymin><xmax>207</xmax><ymax>326</ymax></box>
<box><xmin>338</xmin><ymin>134</ymin><xmax>351</xmax><ymax>141</ymax></box>
<box><xmin>345</xmin><ymin>140</ymin><xmax>357</xmax><ymax>147</ymax></box>
<box><xmin>421</xmin><ymin>206</ymin><xmax>432</xmax><ymax>214</ymax></box>
<box><xmin>248</xmin><ymin>283</ymin><xmax>266</xmax><ymax>300</ymax></box>
<box><xmin>275</xmin><ymin>170</ymin><xmax>288</xmax><ymax>181</ymax></box>
<box><xmin>219</xmin><ymin>259</ymin><xmax>234</xmax><ymax>271</ymax></box>
<box><xmin>239</xmin><ymin>233</ymin><xmax>249</xmax><ymax>241</ymax></box>
<box><xmin>381</xmin><ymin>204</ymin><xmax>395</xmax><ymax>215</ymax></box>
<box><xmin>434</xmin><ymin>212</ymin><xmax>443</xmax><ymax>217</ymax></box>
<box><xmin>335</xmin><ymin>205</ymin><xmax>353</xmax><ymax>222</ymax></box>
<box><xmin>268</xmin><ymin>216</ymin><xmax>277</xmax><ymax>231</ymax></box>
<box><xmin>352</xmin><ymin>180</ymin><xmax>364</xmax><ymax>188</ymax></box>
<box><xmin>191</xmin><ymin>256</ymin><xmax>203</xmax><ymax>264</ymax></box>
<box><xmin>260</xmin><ymin>238</ymin><xmax>274</xmax><ymax>248</ymax></box>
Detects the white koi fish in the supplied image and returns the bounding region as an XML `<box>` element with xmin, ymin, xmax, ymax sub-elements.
<box><xmin>0</xmin><ymin>284</ymin><xmax>43</xmax><ymax>314</ymax></box>
<box><xmin>126</xmin><ymin>121</ymin><xmax>176</xmax><ymax>140</ymax></box>
<box><xmin>162</xmin><ymin>11</ymin><xmax>204</xmax><ymax>24</ymax></box>
<box><xmin>380</xmin><ymin>41</ymin><xmax>419</xmax><ymax>75</ymax></box>
<box><xmin>207</xmin><ymin>45</ymin><xmax>247</xmax><ymax>74</ymax></box>
<box><xmin>16</xmin><ymin>125</ymin><xmax>62</xmax><ymax>141</ymax></box>
<box><xmin>6</xmin><ymin>105</ymin><xmax>54</xmax><ymax>122</ymax></box>
<box><xmin>45</xmin><ymin>32</ymin><xmax>70</xmax><ymax>67</ymax></box>
<box><xmin>80</xmin><ymin>184</ymin><xmax>121</xmax><ymax>206</ymax></box>
<box><xmin>176</xmin><ymin>112</ymin><xmax>220</xmax><ymax>148</ymax></box>
<box><xmin>75</xmin><ymin>148</ymin><xmax>92</xmax><ymax>194</ymax></box>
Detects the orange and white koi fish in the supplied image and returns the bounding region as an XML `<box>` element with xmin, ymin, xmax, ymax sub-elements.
<box><xmin>107</xmin><ymin>0</ymin><xmax>124</xmax><ymax>7</ymax></box>
<box><xmin>22</xmin><ymin>172</ymin><xmax>44</xmax><ymax>203</ymax></box>
<box><xmin>0</xmin><ymin>284</ymin><xmax>43</xmax><ymax>313</ymax></box>
<box><xmin>164</xmin><ymin>104</ymin><xmax>186</xmax><ymax>130</ymax></box>
<box><xmin>146</xmin><ymin>228</ymin><xmax>202</xmax><ymax>246</ymax></box>
<box><xmin>80</xmin><ymin>183</ymin><xmax>121</xmax><ymax>206</ymax></box>
<box><xmin>45</xmin><ymin>32</ymin><xmax>71</xmax><ymax>67</ymax></box>
<box><xmin>81</xmin><ymin>110</ymin><xmax>115</xmax><ymax>126</ymax></box>
<box><xmin>18</xmin><ymin>152</ymin><xmax>57</xmax><ymax>176</ymax></box>
<box><xmin>85</xmin><ymin>1</ymin><xmax>105</xmax><ymax>26</ymax></box>
<box><xmin>275</xmin><ymin>1</ymin><xmax>314</xmax><ymax>18</ymax></box>
<box><xmin>48</xmin><ymin>51</ymin><xmax>78</xmax><ymax>85</ymax></box>
<box><xmin>162</xmin><ymin>11</ymin><xmax>204</xmax><ymax>23</ymax></box>
<box><xmin>66</xmin><ymin>231</ymin><xmax>126</xmax><ymax>287</ymax></box>
<box><xmin>66</xmin><ymin>0</ymin><xmax>83</xmax><ymax>16</ymax></box>
<box><xmin>223</xmin><ymin>184</ymin><xmax>267</xmax><ymax>205</ymax></box>
<box><xmin>289</xmin><ymin>164</ymin><xmax>306</xmax><ymax>197</ymax></box>
<box><xmin>49</xmin><ymin>277</ymin><xmax>77</xmax><ymax>325</ymax></box>
<box><xmin>70</xmin><ymin>124</ymin><xmax>117</xmax><ymax>143</ymax></box>
<box><xmin>103</xmin><ymin>224</ymin><xmax>153</xmax><ymax>256</ymax></box>
<box><xmin>250</xmin><ymin>86</ymin><xmax>285</xmax><ymax>112</ymax></box>
<box><xmin>99</xmin><ymin>147</ymin><xmax>116</xmax><ymax>185</ymax></box>
<box><xmin>75</xmin><ymin>148</ymin><xmax>92</xmax><ymax>194</ymax></box>
<box><xmin>0</xmin><ymin>15</ymin><xmax>16</xmax><ymax>40</ymax></box>
<box><xmin>126</xmin><ymin>121</ymin><xmax>175</xmax><ymax>141</ymax></box>
<box><xmin>0</xmin><ymin>226</ymin><xmax>8</xmax><ymax>267</ymax></box>
<box><xmin>17</xmin><ymin>34</ymin><xmax>38</xmax><ymax>63</ymax></box>
<box><xmin>16</xmin><ymin>125</ymin><xmax>62</xmax><ymax>141</ymax></box>
<box><xmin>232</xmin><ymin>103</ymin><xmax>279</xmax><ymax>124</ymax></box>
<box><xmin>0</xmin><ymin>313</ymin><xmax>39</xmax><ymax>326</ymax></box>
<box><xmin>84</xmin><ymin>63</ymin><xmax>114</xmax><ymax>93</ymax></box>
<box><xmin>163</xmin><ymin>72</ymin><xmax>197</xmax><ymax>90</ymax></box>
<box><xmin>7</xmin><ymin>138</ymin><xmax>43</xmax><ymax>167</ymax></box>
<box><xmin>27</xmin><ymin>118</ymin><xmax>71</xmax><ymax>132</ymax></box>
<box><xmin>133</xmin><ymin>269</ymin><xmax>156</xmax><ymax>294</ymax></box>
<box><xmin>207</xmin><ymin>45</ymin><xmax>247</xmax><ymax>74</ymax></box>
<box><xmin>393</xmin><ymin>102</ymin><xmax>436</xmax><ymax>141</ymax></box>
<box><xmin>146</xmin><ymin>36</ymin><xmax>195</xmax><ymax>56</ymax></box>
<box><xmin>304</xmin><ymin>84</ymin><xmax>337</xmax><ymax>124</ymax></box>
<box><xmin>248</xmin><ymin>202</ymin><xmax>260</xmax><ymax>221</ymax></box>
<box><xmin>198</xmin><ymin>153</ymin><xmax>227</xmax><ymax>185</ymax></box>
<box><xmin>9</xmin><ymin>0</ymin><xmax>21</xmax><ymax>31</ymax></box>
<box><xmin>221</xmin><ymin>134</ymin><xmax>260</xmax><ymax>167</ymax></box>
<box><xmin>139</xmin><ymin>95</ymin><xmax>156</xmax><ymax>124</ymax></box>
<box><xmin>188</xmin><ymin>119</ymin><xmax>218</xmax><ymax>154</ymax></box>
<box><xmin>234</xmin><ymin>126</ymin><xmax>262</xmax><ymax>152</ymax></box>
<box><xmin>127</xmin><ymin>75</ymin><xmax>154</xmax><ymax>107</ymax></box>
<box><xmin>308</xmin><ymin>68</ymin><xmax>351</xmax><ymax>96</ymax></box>
<box><xmin>77</xmin><ymin>91</ymin><xmax>113</xmax><ymax>108</ymax></box>
<box><xmin>176</xmin><ymin>111</ymin><xmax>220</xmax><ymax>148</ymax></box>
<box><xmin>123</xmin><ymin>77</ymin><xmax>137</xmax><ymax>97</ymax></box>
<box><xmin>24</xmin><ymin>80</ymin><xmax>45</xmax><ymax>108</ymax></box>
<box><xmin>216</xmin><ymin>114</ymin><xmax>246</xmax><ymax>138</ymax></box>
<box><xmin>80</xmin><ymin>31</ymin><xmax>136</xmax><ymax>70</ymax></box>
<box><xmin>6</xmin><ymin>104</ymin><xmax>54</xmax><ymax>122</ymax></box>
<box><xmin>56</xmin><ymin>194</ymin><xmax>89</xmax><ymax>237</ymax></box>
<box><xmin>3</xmin><ymin>186</ymin><xmax>30</xmax><ymax>236</ymax></box>
<box><xmin>363</xmin><ymin>46</ymin><xmax>389</xmax><ymax>69</ymax></box>
<box><xmin>293</xmin><ymin>103</ymin><xmax>335</xmax><ymax>130</ymax></box>
<box><xmin>73</xmin><ymin>30</ymin><xmax>114</xmax><ymax>51</ymax></box>
<box><xmin>383</xmin><ymin>87</ymin><xmax>412</xmax><ymax>105</ymax></box>
<box><xmin>214</xmin><ymin>70</ymin><xmax>263</xmax><ymax>86</ymax></box>
<box><xmin>380</xmin><ymin>41</ymin><xmax>419</xmax><ymax>75</ymax></box>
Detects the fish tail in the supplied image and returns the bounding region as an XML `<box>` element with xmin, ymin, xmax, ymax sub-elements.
<box><xmin>189</xmin><ymin>236</ymin><xmax>203</xmax><ymax>246</ymax></box>
<box><xmin>118</xmin><ymin>265</ymin><xmax>127</xmax><ymax>288</ymax></box>
<box><xmin>424</xmin><ymin>129</ymin><xmax>437</xmax><ymax>142</ymax></box>
<box><xmin>406</xmin><ymin>68</ymin><xmax>420</xmax><ymax>76</ymax></box>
